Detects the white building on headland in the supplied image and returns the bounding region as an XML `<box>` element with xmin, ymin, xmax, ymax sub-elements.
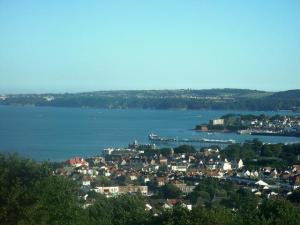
<box><xmin>210</xmin><ymin>119</ymin><xmax>224</xmax><ymax>126</ymax></box>
<box><xmin>43</xmin><ymin>96</ymin><xmax>55</xmax><ymax>101</ymax></box>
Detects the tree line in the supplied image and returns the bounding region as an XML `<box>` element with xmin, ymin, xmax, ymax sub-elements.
<box><xmin>1</xmin><ymin>89</ymin><xmax>300</xmax><ymax>110</ymax></box>
<box><xmin>1</xmin><ymin>153</ymin><xmax>300</xmax><ymax>225</ymax></box>
<box><xmin>220</xmin><ymin>139</ymin><xmax>300</xmax><ymax>169</ymax></box>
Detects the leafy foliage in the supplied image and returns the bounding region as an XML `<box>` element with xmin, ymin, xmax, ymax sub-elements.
<box><xmin>188</xmin><ymin>178</ymin><xmax>234</xmax><ymax>205</ymax></box>
<box><xmin>88</xmin><ymin>194</ymin><xmax>150</xmax><ymax>225</ymax></box>
<box><xmin>159</xmin><ymin>183</ymin><xmax>182</xmax><ymax>199</ymax></box>
<box><xmin>221</xmin><ymin>140</ymin><xmax>300</xmax><ymax>168</ymax></box>
<box><xmin>288</xmin><ymin>188</ymin><xmax>300</xmax><ymax>204</ymax></box>
<box><xmin>1</xmin><ymin>153</ymin><xmax>300</xmax><ymax>225</ymax></box>
<box><xmin>174</xmin><ymin>145</ymin><xmax>196</xmax><ymax>154</ymax></box>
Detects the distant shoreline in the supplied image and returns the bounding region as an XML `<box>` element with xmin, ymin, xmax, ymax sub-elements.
<box><xmin>1</xmin><ymin>103</ymin><xmax>300</xmax><ymax>113</ymax></box>
<box><xmin>1</xmin><ymin>89</ymin><xmax>300</xmax><ymax>111</ymax></box>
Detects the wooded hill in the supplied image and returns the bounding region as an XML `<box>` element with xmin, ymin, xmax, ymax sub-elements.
<box><xmin>1</xmin><ymin>89</ymin><xmax>300</xmax><ymax>111</ymax></box>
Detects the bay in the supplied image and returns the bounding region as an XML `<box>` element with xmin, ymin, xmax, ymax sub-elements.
<box><xmin>0</xmin><ymin>105</ymin><xmax>299</xmax><ymax>161</ymax></box>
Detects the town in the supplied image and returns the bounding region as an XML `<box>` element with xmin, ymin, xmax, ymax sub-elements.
<box><xmin>54</xmin><ymin>139</ymin><xmax>300</xmax><ymax>213</ymax></box>
<box><xmin>196</xmin><ymin>114</ymin><xmax>300</xmax><ymax>137</ymax></box>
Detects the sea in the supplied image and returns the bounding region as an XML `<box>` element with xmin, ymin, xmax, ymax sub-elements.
<box><xmin>0</xmin><ymin>105</ymin><xmax>299</xmax><ymax>161</ymax></box>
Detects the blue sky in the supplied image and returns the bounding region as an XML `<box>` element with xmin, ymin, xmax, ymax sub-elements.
<box><xmin>0</xmin><ymin>0</ymin><xmax>299</xmax><ymax>94</ymax></box>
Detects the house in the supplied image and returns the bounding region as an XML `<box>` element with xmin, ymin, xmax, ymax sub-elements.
<box><xmin>187</xmin><ymin>167</ymin><xmax>204</xmax><ymax>176</ymax></box>
<box><xmin>271</xmin><ymin>169</ymin><xmax>278</xmax><ymax>178</ymax></box>
<box><xmin>206</xmin><ymin>164</ymin><xmax>217</xmax><ymax>170</ymax></box>
<box><xmin>119</xmin><ymin>185</ymin><xmax>148</xmax><ymax>195</ymax></box>
<box><xmin>171</xmin><ymin>165</ymin><xmax>187</xmax><ymax>172</ymax></box>
<box><xmin>92</xmin><ymin>156</ymin><xmax>105</xmax><ymax>165</ymax></box>
<box><xmin>78</xmin><ymin>168</ymin><xmax>95</xmax><ymax>175</ymax></box>
<box><xmin>142</xmin><ymin>176</ymin><xmax>150</xmax><ymax>184</ymax></box>
<box><xmin>68</xmin><ymin>157</ymin><xmax>89</xmax><ymax>167</ymax></box>
<box><xmin>291</xmin><ymin>174</ymin><xmax>300</xmax><ymax>190</ymax></box>
<box><xmin>238</xmin><ymin>159</ymin><xmax>244</xmax><ymax>169</ymax></box>
<box><xmin>202</xmin><ymin>148</ymin><xmax>219</xmax><ymax>157</ymax></box>
<box><xmin>145</xmin><ymin>204</ymin><xmax>152</xmax><ymax>211</ymax></box>
<box><xmin>166</xmin><ymin>199</ymin><xmax>178</xmax><ymax>207</ymax></box>
<box><xmin>163</xmin><ymin>202</ymin><xmax>173</xmax><ymax>209</ymax></box>
<box><xmin>292</xmin><ymin>165</ymin><xmax>300</xmax><ymax>174</ymax></box>
<box><xmin>255</xmin><ymin>180</ymin><xmax>269</xmax><ymax>187</ymax></box>
<box><xmin>181</xmin><ymin>202</ymin><xmax>192</xmax><ymax>211</ymax></box>
<box><xmin>103</xmin><ymin>148</ymin><xmax>116</xmax><ymax>155</ymax></box>
<box><xmin>221</xmin><ymin>158</ymin><xmax>232</xmax><ymax>171</ymax></box>
<box><xmin>205</xmin><ymin>169</ymin><xmax>221</xmax><ymax>178</ymax></box>
<box><xmin>120</xmin><ymin>159</ymin><xmax>127</xmax><ymax>166</ymax></box>
<box><xmin>159</xmin><ymin>157</ymin><xmax>168</xmax><ymax>165</ymax></box>
<box><xmin>196</xmin><ymin>124</ymin><xmax>208</xmax><ymax>131</ymax></box>
<box><xmin>244</xmin><ymin>170</ymin><xmax>251</xmax><ymax>177</ymax></box>
<box><xmin>263</xmin><ymin>167</ymin><xmax>272</xmax><ymax>174</ymax></box>
<box><xmin>173</xmin><ymin>183</ymin><xmax>195</xmax><ymax>194</ymax></box>
<box><xmin>156</xmin><ymin>176</ymin><xmax>168</xmax><ymax>186</ymax></box>
<box><xmin>149</xmin><ymin>159</ymin><xmax>156</xmax><ymax>165</ymax></box>
<box><xmin>82</xmin><ymin>176</ymin><xmax>91</xmax><ymax>186</ymax></box>
<box><xmin>163</xmin><ymin>199</ymin><xmax>192</xmax><ymax>211</ymax></box>
<box><xmin>147</xmin><ymin>164</ymin><xmax>160</xmax><ymax>172</ymax></box>
<box><xmin>95</xmin><ymin>186</ymin><xmax>119</xmax><ymax>196</ymax></box>
<box><xmin>129</xmin><ymin>172</ymin><xmax>139</xmax><ymax>181</ymax></box>
<box><xmin>250</xmin><ymin>171</ymin><xmax>259</xmax><ymax>178</ymax></box>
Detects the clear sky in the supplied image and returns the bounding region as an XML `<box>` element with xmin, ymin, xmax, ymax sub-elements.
<box><xmin>0</xmin><ymin>0</ymin><xmax>299</xmax><ymax>94</ymax></box>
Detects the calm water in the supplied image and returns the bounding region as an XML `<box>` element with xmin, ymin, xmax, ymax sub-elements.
<box><xmin>0</xmin><ymin>105</ymin><xmax>299</xmax><ymax>161</ymax></box>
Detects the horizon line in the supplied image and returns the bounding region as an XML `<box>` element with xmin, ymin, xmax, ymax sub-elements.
<box><xmin>1</xmin><ymin>88</ymin><xmax>300</xmax><ymax>96</ymax></box>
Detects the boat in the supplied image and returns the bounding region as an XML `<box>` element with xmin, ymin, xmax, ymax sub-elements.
<box><xmin>148</xmin><ymin>133</ymin><xmax>159</xmax><ymax>140</ymax></box>
<box><xmin>237</xmin><ymin>129</ymin><xmax>252</xmax><ymax>135</ymax></box>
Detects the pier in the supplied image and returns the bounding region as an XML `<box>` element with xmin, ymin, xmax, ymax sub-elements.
<box><xmin>148</xmin><ymin>133</ymin><xmax>236</xmax><ymax>145</ymax></box>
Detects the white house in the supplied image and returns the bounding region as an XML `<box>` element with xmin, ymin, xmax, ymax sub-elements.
<box><xmin>82</xmin><ymin>180</ymin><xmax>91</xmax><ymax>186</ymax></box>
<box><xmin>222</xmin><ymin>158</ymin><xmax>232</xmax><ymax>171</ymax></box>
<box><xmin>238</xmin><ymin>159</ymin><xmax>244</xmax><ymax>169</ymax></box>
<box><xmin>95</xmin><ymin>186</ymin><xmax>119</xmax><ymax>196</ymax></box>
<box><xmin>171</xmin><ymin>165</ymin><xmax>187</xmax><ymax>172</ymax></box>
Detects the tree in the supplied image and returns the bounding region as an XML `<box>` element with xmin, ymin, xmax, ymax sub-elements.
<box><xmin>174</xmin><ymin>145</ymin><xmax>196</xmax><ymax>154</ymax></box>
<box><xmin>88</xmin><ymin>194</ymin><xmax>113</xmax><ymax>225</ymax></box>
<box><xmin>221</xmin><ymin>188</ymin><xmax>259</xmax><ymax>225</ymax></box>
<box><xmin>221</xmin><ymin>144</ymin><xmax>241</xmax><ymax>161</ymax></box>
<box><xmin>191</xmin><ymin>205</ymin><xmax>236</xmax><ymax>225</ymax></box>
<box><xmin>153</xmin><ymin>205</ymin><xmax>192</xmax><ymax>225</ymax></box>
<box><xmin>111</xmin><ymin>194</ymin><xmax>150</xmax><ymax>225</ymax></box>
<box><xmin>258</xmin><ymin>198</ymin><xmax>300</xmax><ymax>225</ymax></box>
<box><xmin>287</xmin><ymin>188</ymin><xmax>300</xmax><ymax>204</ymax></box>
<box><xmin>160</xmin><ymin>148</ymin><xmax>173</xmax><ymax>157</ymax></box>
<box><xmin>261</xmin><ymin>144</ymin><xmax>282</xmax><ymax>158</ymax></box>
<box><xmin>0</xmin><ymin>153</ymin><xmax>50</xmax><ymax>225</ymax></box>
<box><xmin>25</xmin><ymin>176</ymin><xmax>86</xmax><ymax>225</ymax></box>
<box><xmin>116</xmin><ymin>175</ymin><xmax>130</xmax><ymax>186</ymax></box>
<box><xmin>92</xmin><ymin>176</ymin><xmax>113</xmax><ymax>187</ymax></box>
<box><xmin>160</xmin><ymin>183</ymin><xmax>182</xmax><ymax>199</ymax></box>
<box><xmin>189</xmin><ymin>178</ymin><xmax>234</xmax><ymax>205</ymax></box>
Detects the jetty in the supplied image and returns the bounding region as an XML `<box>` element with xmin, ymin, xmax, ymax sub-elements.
<box><xmin>148</xmin><ymin>133</ymin><xmax>236</xmax><ymax>145</ymax></box>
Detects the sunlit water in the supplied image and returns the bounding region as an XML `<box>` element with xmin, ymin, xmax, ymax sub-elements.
<box><xmin>0</xmin><ymin>105</ymin><xmax>299</xmax><ymax>161</ymax></box>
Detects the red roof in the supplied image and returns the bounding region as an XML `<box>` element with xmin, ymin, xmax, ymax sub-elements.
<box><xmin>68</xmin><ymin>157</ymin><xmax>86</xmax><ymax>166</ymax></box>
<box><xmin>166</xmin><ymin>199</ymin><xmax>178</xmax><ymax>205</ymax></box>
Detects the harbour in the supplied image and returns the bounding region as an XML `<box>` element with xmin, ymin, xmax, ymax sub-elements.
<box><xmin>0</xmin><ymin>105</ymin><xmax>299</xmax><ymax>161</ymax></box>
